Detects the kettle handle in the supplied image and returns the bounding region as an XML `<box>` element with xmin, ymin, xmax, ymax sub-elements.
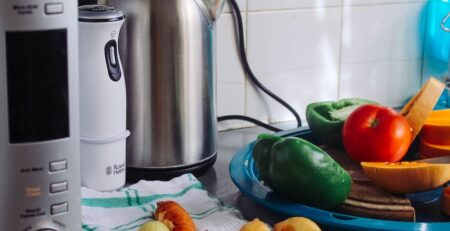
<box><xmin>441</xmin><ymin>13</ymin><xmax>450</xmax><ymax>32</ymax></box>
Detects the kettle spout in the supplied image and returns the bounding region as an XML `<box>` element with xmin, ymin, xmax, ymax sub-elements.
<box><xmin>194</xmin><ymin>0</ymin><xmax>225</xmax><ymax>25</ymax></box>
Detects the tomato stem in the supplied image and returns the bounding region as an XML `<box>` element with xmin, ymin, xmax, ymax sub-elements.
<box><xmin>371</xmin><ymin>119</ymin><xmax>379</xmax><ymax>128</ymax></box>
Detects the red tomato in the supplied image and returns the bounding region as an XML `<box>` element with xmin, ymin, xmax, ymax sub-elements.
<box><xmin>342</xmin><ymin>104</ymin><xmax>412</xmax><ymax>162</ymax></box>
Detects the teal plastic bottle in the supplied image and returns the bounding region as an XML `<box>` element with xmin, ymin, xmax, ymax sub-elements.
<box><xmin>424</xmin><ymin>0</ymin><xmax>450</xmax><ymax>109</ymax></box>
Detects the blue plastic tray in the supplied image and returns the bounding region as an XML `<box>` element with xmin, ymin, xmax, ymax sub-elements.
<box><xmin>229</xmin><ymin>127</ymin><xmax>450</xmax><ymax>230</ymax></box>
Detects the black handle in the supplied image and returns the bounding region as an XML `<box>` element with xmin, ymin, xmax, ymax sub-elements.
<box><xmin>104</xmin><ymin>39</ymin><xmax>121</xmax><ymax>82</ymax></box>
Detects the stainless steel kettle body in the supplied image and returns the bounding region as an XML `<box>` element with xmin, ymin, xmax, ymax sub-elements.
<box><xmin>103</xmin><ymin>0</ymin><xmax>225</xmax><ymax>177</ymax></box>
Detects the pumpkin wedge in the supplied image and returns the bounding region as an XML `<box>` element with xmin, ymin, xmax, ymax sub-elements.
<box><xmin>419</xmin><ymin>139</ymin><xmax>450</xmax><ymax>158</ymax></box>
<box><xmin>400</xmin><ymin>77</ymin><xmax>445</xmax><ymax>141</ymax></box>
<box><xmin>361</xmin><ymin>161</ymin><xmax>450</xmax><ymax>194</ymax></box>
<box><xmin>421</xmin><ymin>109</ymin><xmax>450</xmax><ymax>146</ymax></box>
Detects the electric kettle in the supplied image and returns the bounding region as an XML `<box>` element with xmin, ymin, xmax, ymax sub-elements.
<box><xmin>79</xmin><ymin>5</ymin><xmax>129</xmax><ymax>190</ymax></box>
<box><xmin>103</xmin><ymin>0</ymin><xmax>225</xmax><ymax>180</ymax></box>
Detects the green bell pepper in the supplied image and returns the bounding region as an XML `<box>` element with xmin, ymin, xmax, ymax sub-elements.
<box><xmin>306</xmin><ymin>98</ymin><xmax>376</xmax><ymax>148</ymax></box>
<box><xmin>252</xmin><ymin>134</ymin><xmax>282</xmax><ymax>188</ymax></box>
<box><xmin>252</xmin><ymin>134</ymin><xmax>351</xmax><ymax>210</ymax></box>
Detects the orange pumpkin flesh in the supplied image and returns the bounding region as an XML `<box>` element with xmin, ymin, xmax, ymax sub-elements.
<box><xmin>419</xmin><ymin>139</ymin><xmax>450</xmax><ymax>158</ymax></box>
<box><xmin>361</xmin><ymin>162</ymin><xmax>450</xmax><ymax>194</ymax></box>
<box><xmin>421</xmin><ymin>109</ymin><xmax>450</xmax><ymax>146</ymax></box>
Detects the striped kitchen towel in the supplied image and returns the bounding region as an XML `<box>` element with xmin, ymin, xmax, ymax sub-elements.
<box><xmin>81</xmin><ymin>173</ymin><xmax>247</xmax><ymax>231</ymax></box>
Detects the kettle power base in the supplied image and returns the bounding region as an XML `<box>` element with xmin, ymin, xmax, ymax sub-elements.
<box><xmin>126</xmin><ymin>153</ymin><xmax>217</xmax><ymax>182</ymax></box>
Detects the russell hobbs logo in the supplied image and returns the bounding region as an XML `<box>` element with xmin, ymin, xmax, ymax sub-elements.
<box><xmin>105</xmin><ymin>163</ymin><xmax>125</xmax><ymax>176</ymax></box>
<box><xmin>105</xmin><ymin>166</ymin><xmax>112</xmax><ymax>176</ymax></box>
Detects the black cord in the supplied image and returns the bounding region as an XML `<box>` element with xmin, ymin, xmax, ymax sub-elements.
<box><xmin>217</xmin><ymin>0</ymin><xmax>302</xmax><ymax>131</ymax></box>
<box><xmin>218</xmin><ymin>115</ymin><xmax>283</xmax><ymax>132</ymax></box>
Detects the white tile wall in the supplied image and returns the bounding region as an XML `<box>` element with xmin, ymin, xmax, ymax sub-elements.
<box><xmin>245</xmin><ymin>8</ymin><xmax>341</xmax><ymax>123</ymax></box>
<box><xmin>216</xmin><ymin>14</ymin><xmax>246</xmax><ymax>85</ymax></box>
<box><xmin>339</xmin><ymin>1</ymin><xmax>425</xmax><ymax>107</ymax></box>
<box><xmin>343</xmin><ymin>0</ymin><xmax>426</xmax><ymax>6</ymax></box>
<box><xmin>216</xmin><ymin>0</ymin><xmax>427</xmax><ymax>131</ymax></box>
<box><xmin>339</xmin><ymin>60</ymin><xmax>422</xmax><ymax>107</ymax></box>
<box><xmin>340</xmin><ymin>3</ymin><xmax>425</xmax><ymax>63</ymax></box>
<box><xmin>222</xmin><ymin>0</ymin><xmax>246</xmax><ymax>13</ymax></box>
<box><xmin>248</xmin><ymin>0</ymin><xmax>341</xmax><ymax>11</ymax></box>
<box><xmin>216</xmin><ymin>12</ymin><xmax>251</xmax><ymax>130</ymax></box>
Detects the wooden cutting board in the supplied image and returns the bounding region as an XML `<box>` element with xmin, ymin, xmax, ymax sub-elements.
<box><xmin>323</xmin><ymin>147</ymin><xmax>416</xmax><ymax>221</ymax></box>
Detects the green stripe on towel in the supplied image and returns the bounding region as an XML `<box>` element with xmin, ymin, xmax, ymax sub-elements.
<box><xmin>82</xmin><ymin>224</ymin><xmax>98</xmax><ymax>231</ymax></box>
<box><xmin>81</xmin><ymin>182</ymin><xmax>203</xmax><ymax>208</ymax></box>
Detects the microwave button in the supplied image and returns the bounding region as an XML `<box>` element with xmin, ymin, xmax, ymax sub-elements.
<box><xmin>50</xmin><ymin>181</ymin><xmax>68</xmax><ymax>194</ymax></box>
<box><xmin>45</xmin><ymin>3</ymin><xmax>64</xmax><ymax>15</ymax></box>
<box><xmin>51</xmin><ymin>202</ymin><xmax>68</xmax><ymax>215</ymax></box>
<box><xmin>49</xmin><ymin>160</ymin><xmax>67</xmax><ymax>172</ymax></box>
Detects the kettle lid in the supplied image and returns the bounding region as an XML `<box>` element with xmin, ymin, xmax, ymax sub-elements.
<box><xmin>79</xmin><ymin>5</ymin><xmax>125</xmax><ymax>22</ymax></box>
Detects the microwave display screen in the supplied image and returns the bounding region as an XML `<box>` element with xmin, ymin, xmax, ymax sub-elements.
<box><xmin>6</xmin><ymin>29</ymin><xmax>69</xmax><ymax>143</ymax></box>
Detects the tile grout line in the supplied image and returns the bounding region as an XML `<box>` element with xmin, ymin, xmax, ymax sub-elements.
<box><xmin>236</xmin><ymin>5</ymin><xmax>341</xmax><ymax>14</ymax></box>
<box><xmin>243</xmin><ymin>0</ymin><xmax>270</xmax><ymax>125</ymax></box>
<box><xmin>342</xmin><ymin>0</ymin><xmax>426</xmax><ymax>8</ymax></box>
<box><xmin>420</xmin><ymin>5</ymin><xmax>427</xmax><ymax>86</ymax></box>
<box><xmin>244</xmin><ymin>0</ymin><xmax>249</xmax><ymax>119</ymax></box>
<box><xmin>337</xmin><ymin>1</ymin><xmax>344</xmax><ymax>100</ymax></box>
<box><xmin>234</xmin><ymin>0</ymin><xmax>425</xmax><ymax>14</ymax></box>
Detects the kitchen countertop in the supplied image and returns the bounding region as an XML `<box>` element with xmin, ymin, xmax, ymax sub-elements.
<box><xmin>197</xmin><ymin>123</ymin><xmax>297</xmax><ymax>226</ymax></box>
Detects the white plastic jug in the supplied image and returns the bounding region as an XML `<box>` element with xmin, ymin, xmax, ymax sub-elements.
<box><xmin>79</xmin><ymin>5</ymin><xmax>130</xmax><ymax>191</ymax></box>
